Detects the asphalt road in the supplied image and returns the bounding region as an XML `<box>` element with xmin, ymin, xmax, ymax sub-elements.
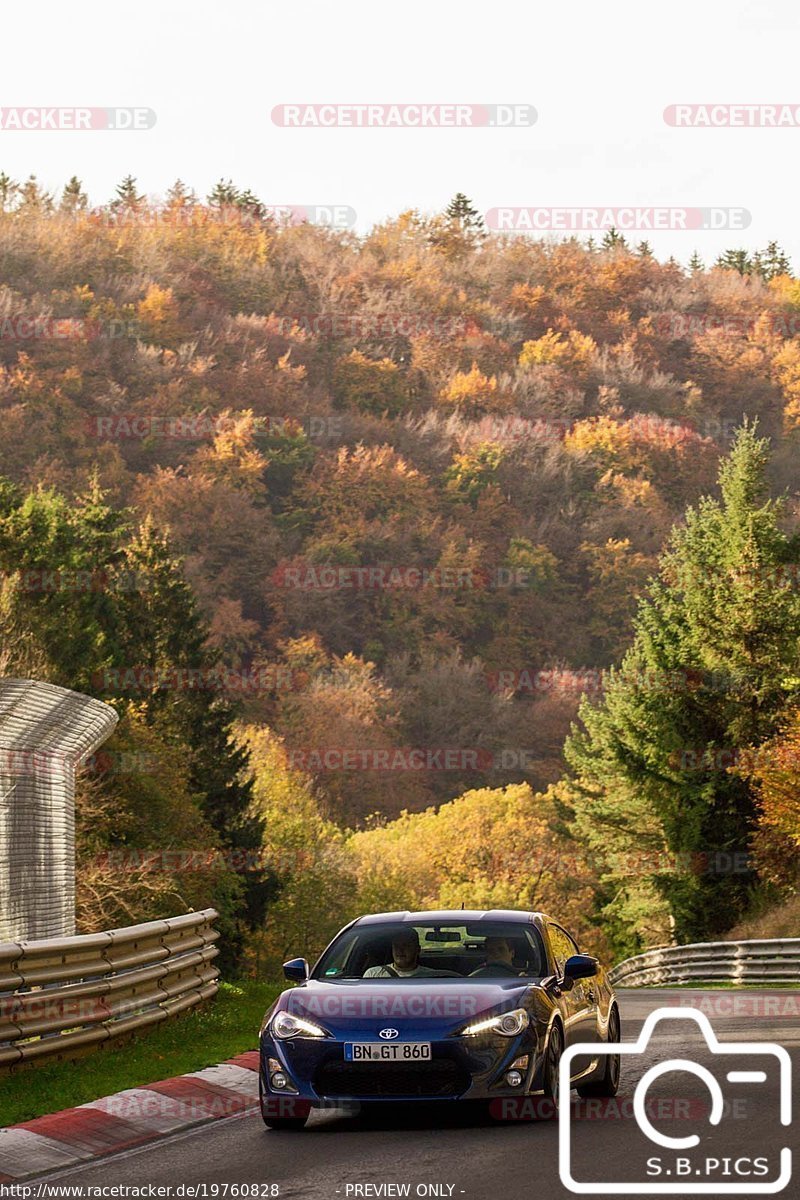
<box><xmin>27</xmin><ymin>989</ymin><xmax>800</xmax><ymax>1199</ymax></box>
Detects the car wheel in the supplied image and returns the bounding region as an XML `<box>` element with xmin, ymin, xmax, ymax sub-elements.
<box><xmin>577</xmin><ymin>1005</ymin><xmax>621</xmax><ymax>1098</ymax></box>
<box><xmin>537</xmin><ymin>1021</ymin><xmax>563</xmax><ymax>1119</ymax></box>
<box><xmin>259</xmin><ymin>1077</ymin><xmax>310</xmax><ymax>1130</ymax></box>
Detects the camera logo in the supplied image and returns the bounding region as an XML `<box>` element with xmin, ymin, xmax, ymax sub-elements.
<box><xmin>558</xmin><ymin>1007</ymin><xmax>792</xmax><ymax>1194</ymax></box>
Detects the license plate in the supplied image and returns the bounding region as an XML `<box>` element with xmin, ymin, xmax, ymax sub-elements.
<box><xmin>344</xmin><ymin>1042</ymin><xmax>432</xmax><ymax>1062</ymax></box>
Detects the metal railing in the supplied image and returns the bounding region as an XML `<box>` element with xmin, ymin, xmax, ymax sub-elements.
<box><xmin>0</xmin><ymin>677</ymin><xmax>119</xmax><ymax>943</ymax></box>
<box><xmin>0</xmin><ymin>909</ymin><xmax>219</xmax><ymax>1071</ymax></box>
<box><xmin>610</xmin><ymin>938</ymin><xmax>800</xmax><ymax>988</ymax></box>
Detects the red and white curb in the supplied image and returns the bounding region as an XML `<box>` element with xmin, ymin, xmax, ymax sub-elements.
<box><xmin>0</xmin><ymin>1050</ymin><xmax>260</xmax><ymax>1182</ymax></box>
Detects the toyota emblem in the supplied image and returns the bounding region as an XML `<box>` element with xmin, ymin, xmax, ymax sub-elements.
<box><xmin>379</xmin><ymin>1027</ymin><xmax>399</xmax><ymax>1040</ymax></box>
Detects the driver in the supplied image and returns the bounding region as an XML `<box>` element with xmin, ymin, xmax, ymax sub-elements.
<box><xmin>364</xmin><ymin>929</ymin><xmax>442</xmax><ymax>977</ymax></box>
<box><xmin>469</xmin><ymin>935</ymin><xmax>521</xmax><ymax>977</ymax></box>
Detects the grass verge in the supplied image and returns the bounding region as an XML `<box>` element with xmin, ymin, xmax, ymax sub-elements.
<box><xmin>1</xmin><ymin>980</ymin><xmax>281</xmax><ymax>1126</ymax></box>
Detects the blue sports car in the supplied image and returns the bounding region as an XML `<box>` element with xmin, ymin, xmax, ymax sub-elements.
<box><xmin>258</xmin><ymin>909</ymin><xmax>620</xmax><ymax>1129</ymax></box>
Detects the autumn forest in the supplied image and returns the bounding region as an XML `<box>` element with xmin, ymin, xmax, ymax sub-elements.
<box><xmin>1</xmin><ymin>177</ymin><xmax>799</xmax><ymax>972</ymax></box>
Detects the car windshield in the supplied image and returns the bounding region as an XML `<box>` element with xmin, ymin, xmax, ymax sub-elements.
<box><xmin>313</xmin><ymin>921</ymin><xmax>545</xmax><ymax>980</ymax></box>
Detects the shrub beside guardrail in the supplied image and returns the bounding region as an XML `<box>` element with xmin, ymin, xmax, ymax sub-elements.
<box><xmin>0</xmin><ymin>908</ymin><xmax>219</xmax><ymax>1072</ymax></box>
<box><xmin>610</xmin><ymin>938</ymin><xmax>800</xmax><ymax>988</ymax></box>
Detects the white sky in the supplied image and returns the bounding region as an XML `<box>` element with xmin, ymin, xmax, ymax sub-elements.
<box><xmin>1</xmin><ymin>0</ymin><xmax>798</xmax><ymax>266</ymax></box>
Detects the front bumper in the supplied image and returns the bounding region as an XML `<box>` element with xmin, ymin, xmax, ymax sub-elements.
<box><xmin>259</xmin><ymin>1029</ymin><xmax>545</xmax><ymax>1103</ymax></box>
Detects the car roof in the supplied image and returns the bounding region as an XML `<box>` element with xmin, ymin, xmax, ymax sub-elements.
<box><xmin>353</xmin><ymin>909</ymin><xmax>545</xmax><ymax>926</ymax></box>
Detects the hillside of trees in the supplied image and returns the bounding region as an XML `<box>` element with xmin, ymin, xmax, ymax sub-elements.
<box><xmin>0</xmin><ymin>177</ymin><xmax>798</xmax><ymax>968</ymax></box>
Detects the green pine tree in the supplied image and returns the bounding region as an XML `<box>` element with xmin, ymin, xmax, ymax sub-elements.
<box><xmin>166</xmin><ymin>179</ymin><xmax>196</xmax><ymax>209</ymax></box>
<box><xmin>757</xmin><ymin>241</ymin><xmax>791</xmax><ymax>282</ymax></box>
<box><xmin>445</xmin><ymin>192</ymin><xmax>485</xmax><ymax>236</ymax></box>
<box><xmin>716</xmin><ymin>248</ymin><xmax>752</xmax><ymax>275</ymax></box>
<box><xmin>60</xmin><ymin>175</ymin><xmax>88</xmax><ymax>213</ymax></box>
<box><xmin>111</xmin><ymin>174</ymin><xmax>145</xmax><ymax>213</ymax></box>
<box><xmin>18</xmin><ymin>174</ymin><xmax>53</xmax><ymax>212</ymax></box>
<box><xmin>207</xmin><ymin>179</ymin><xmax>240</xmax><ymax>208</ymax></box>
<box><xmin>565</xmin><ymin>425</ymin><xmax>800</xmax><ymax>948</ymax></box>
<box><xmin>428</xmin><ymin>193</ymin><xmax>485</xmax><ymax>257</ymax></box>
<box><xmin>0</xmin><ymin>172</ymin><xmax>18</xmax><ymax>211</ymax></box>
<box><xmin>114</xmin><ymin>518</ymin><xmax>255</xmax><ymax>835</ymax></box>
<box><xmin>602</xmin><ymin>226</ymin><xmax>627</xmax><ymax>250</ymax></box>
<box><xmin>689</xmin><ymin>250</ymin><xmax>704</xmax><ymax>273</ymax></box>
<box><xmin>236</xmin><ymin>188</ymin><xmax>266</xmax><ymax>220</ymax></box>
<box><xmin>114</xmin><ymin>517</ymin><xmax>269</xmax><ymax>964</ymax></box>
<box><xmin>0</xmin><ymin>482</ymin><xmax>123</xmax><ymax>685</ymax></box>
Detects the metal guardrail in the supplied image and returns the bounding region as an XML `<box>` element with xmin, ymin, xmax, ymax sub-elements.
<box><xmin>610</xmin><ymin>938</ymin><xmax>800</xmax><ymax>988</ymax></box>
<box><xmin>0</xmin><ymin>909</ymin><xmax>219</xmax><ymax>1072</ymax></box>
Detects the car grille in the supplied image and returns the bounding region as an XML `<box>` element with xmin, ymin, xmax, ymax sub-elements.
<box><xmin>314</xmin><ymin>1058</ymin><xmax>470</xmax><ymax>1098</ymax></box>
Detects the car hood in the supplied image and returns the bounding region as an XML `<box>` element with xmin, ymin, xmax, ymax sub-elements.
<box><xmin>271</xmin><ymin>978</ymin><xmax>544</xmax><ymax>1039</ymax></box>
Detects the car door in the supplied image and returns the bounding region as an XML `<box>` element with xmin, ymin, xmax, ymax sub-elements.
<box><xmin>546</xmin><ymin>923</ymin><xmax>599</xmax><ymax>1072</ymax></box>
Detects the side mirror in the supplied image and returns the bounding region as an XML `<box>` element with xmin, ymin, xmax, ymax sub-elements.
<box><xmin>283</xmin><ymin>957</ymin><xmax>310</xmax><ymax>983</ymax></box>
<box><xmin>563</xmin><ymin>953</ymin><xmax>598</xmax><ymax>984</ymax></box>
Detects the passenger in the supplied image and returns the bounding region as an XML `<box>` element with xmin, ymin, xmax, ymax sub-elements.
<box><xmin>469</xmin><ymin>935</ymin><xmax>521</xmax><ymax>977</ymax></box>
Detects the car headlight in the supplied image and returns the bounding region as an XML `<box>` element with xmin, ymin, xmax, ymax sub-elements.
<box><xmin>271</xmin><ymin>1010</ymin><xmax>329</xmax><ymax>1039</ymax></box>
<box><xmin>462</xmin><ymin>1008</ymin><xmax>530</xmax><ymax>1037</ymax></box>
